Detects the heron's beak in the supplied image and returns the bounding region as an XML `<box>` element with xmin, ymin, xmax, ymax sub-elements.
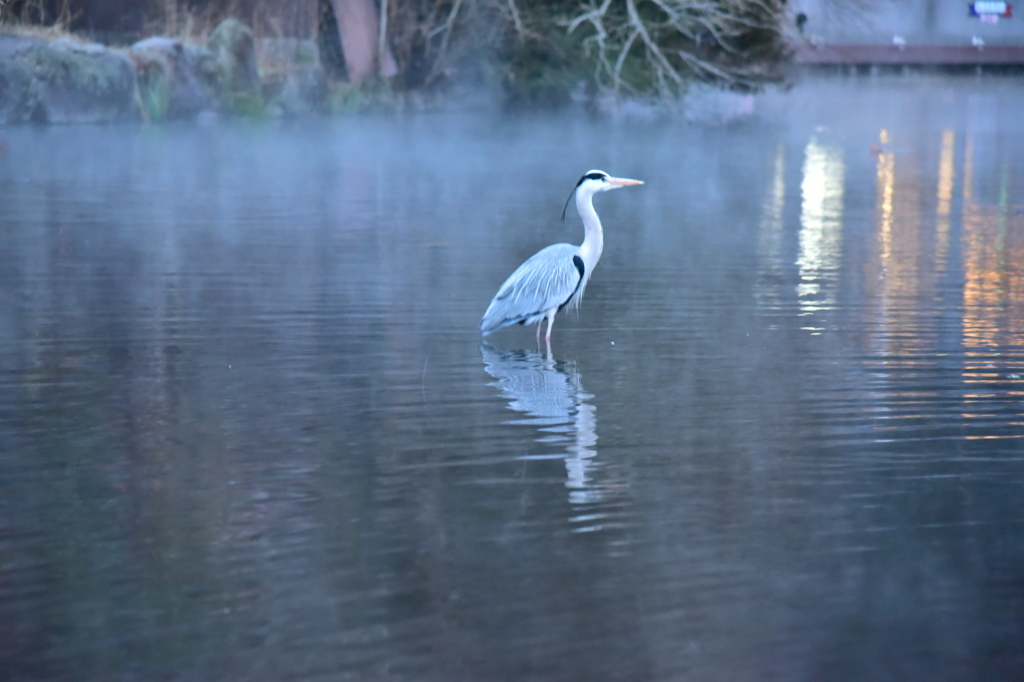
<box><xmin>607</xmin><ymin>177</ymin><xmax>644</xmax><ymax>187</ymax></box>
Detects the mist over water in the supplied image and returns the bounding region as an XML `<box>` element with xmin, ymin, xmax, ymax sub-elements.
<box><xmin>2</xmin><ymin>75</ymin><xmax>1024</xmax><ymax>681</ymax></box>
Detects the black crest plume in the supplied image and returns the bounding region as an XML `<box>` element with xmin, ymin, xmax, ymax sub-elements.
<box><xmin>561</xmin><ymin>171</ymin><xmax>604</xmax><ymax>223</ymax></box>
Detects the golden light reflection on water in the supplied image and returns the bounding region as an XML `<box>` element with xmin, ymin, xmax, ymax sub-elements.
<box><xmin>862</xmin><ymin>125</ymin><xmax>1024</xmax><ymax>435</ymax></box>
<box><xmin>935</xmin><ymin>130</ymin><xmax>956</xmax><ymax>271</ymax></box>
<box><xmin>875</xmin><ymin>149</ymin><xmax>895</xmax><ymax>264</ymax></box>
<box><xmin>960</xmin><ymin>132</ymin><xmax>1024</xmax><ymax>426</ymax></box>
<box><xmin>797</xmin><ymin>135</ymin><xmax>844</xmax><ymax>328</ymax></box>
<box><xmin>861</xmin><ymin>124</ymin><xmax>942</xmax><ymax>391</ymax></box>
<box><xmin>859</xmin><ymin>124</ymin><xmax>1024</xmax><ymax>440</ymax></box>
<box><xmin>754</xmin><ymin>123</ymin><xmax>1023</xmax><ymax>429</ymax></box>
<box><xmin>873</xmin><ymin>141</ymin><xmax>924</xmax><ymax>316</ymax></box>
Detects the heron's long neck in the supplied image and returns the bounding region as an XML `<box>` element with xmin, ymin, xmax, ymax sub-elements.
<box><xmin>576</xmin><ymin>191</ymin><xmax>604</xmax><ymax>274</ymax></box>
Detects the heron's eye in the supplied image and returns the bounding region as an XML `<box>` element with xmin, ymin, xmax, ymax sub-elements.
<box><xmin>585</xmin><ymin>172</ymin><xmax>607</xmax><ymax>182</ymax></box>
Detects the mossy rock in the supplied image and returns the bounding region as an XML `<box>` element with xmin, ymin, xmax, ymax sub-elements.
<box><xmin>208</xmin><ymin>19</ymin><xmax>260</xmax><ymax>95</ymax></box>
<box><xmin>130</xmin><ymin>36</ymin><xmax>215</xmax><ymax>121</ymax></box>
<box><xmin>13</xmin><ymin>38</ymin><xmax>135</xmax><ymax>123</ymax></box>
<box><xmin>262</xmin><ymin>66</ymin><xmax>326</xmax><ymax>116</ymax></box>
<box><xmin>0</xmin><ymin>47</ymin><xmax>42</xmax><ymax>123</ymax></box>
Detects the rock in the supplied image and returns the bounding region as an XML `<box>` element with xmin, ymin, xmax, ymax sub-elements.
<box><xmin>12</xmin><ymin>38</ymin><xmax>136</xmax><ymax>123</ymax></box>
<box><xmin>1</xmin><ymin>23</ymin><xmax>316</xmax><ymax>125</ymax></box>
<box><xmin>183</xmin><ymin>44</ymin><xmax>220</xmax><ymax>102</ymax></box>
<box><xmin>256</xmin><ymin>38</ymin><xmax>324</xmax><ymax>117</ymax></box>
<box><xmin>207</xmin><ymin>19</ymin><xmax>260</xmax><ymax>100</ymax></box>
<box><xmin>0</xmin><ymin>51</ymin><xmax>42</xmax><ymax>124</ymax></box>
<box><xmin>264</xmin><ymin>66</ymin><xmax>326</xmax><ymax>116</ymax></box>
<box><xmin>0</xmin><ymin>35</ymin><xmax>41</xmax><ymax>64</ymax></box>
<box><xmin>130</xmin><ymin>36</ymin><xmax>215</xmax><ymax>120</ymax></box>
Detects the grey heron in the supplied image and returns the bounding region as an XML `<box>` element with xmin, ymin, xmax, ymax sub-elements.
<box><xmin>479</xmin><ymin>170</ymin><xmax>643</xmax><ymax>344</ymax></box>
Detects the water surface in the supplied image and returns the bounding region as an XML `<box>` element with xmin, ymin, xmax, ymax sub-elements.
<box><xmin>2</xmin><ymin>76</ymin><xmax>1024</xmax><ymax>681</ymax></box>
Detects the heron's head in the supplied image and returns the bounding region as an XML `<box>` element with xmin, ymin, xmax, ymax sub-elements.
<box><xmin>562</xmin><ymin>170</ymin><xmax>644</xmax><ymax>222</ymax></box>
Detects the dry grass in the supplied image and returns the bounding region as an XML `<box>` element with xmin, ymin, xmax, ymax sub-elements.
<box><xmin>143</xmin><ymin>0</ymin><xmax>230</xmax><ymax>44</ymax></box>
<box><xmin>144</xmin><ymin>1</ymin><xmax>315</xmax><ymax>74</ymax></box>
<box><xmin>0</xmin><ymin>21</ymin><xmax>73</xmax><ymax>39</ymax></box>
<box><xmin>147</xmin><ymin>1</ymin><xmax>316</xmax><ymax>44</ymax></box>
<box><xmin>0</xmin><ymin>0</ymin><xmax>78</xmax><ymax>34</ymax></box>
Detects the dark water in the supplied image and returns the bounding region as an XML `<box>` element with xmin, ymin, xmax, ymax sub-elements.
<box><xmin>2</xmin><ymin>76</ymin><xmax>1024</xmax><ymax>681</ymax></box>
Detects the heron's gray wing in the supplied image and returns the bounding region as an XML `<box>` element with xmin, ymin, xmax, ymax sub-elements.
<box><xmin>480</xmin><ymin>243</ymin><xmax>584</xmax><ymax>334</ymax></box>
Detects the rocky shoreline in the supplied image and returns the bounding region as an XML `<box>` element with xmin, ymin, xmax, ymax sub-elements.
<box><xmin>0</xmin><ymin>19</ymin><xmax>325</xmax><ymax>125</ymax></box>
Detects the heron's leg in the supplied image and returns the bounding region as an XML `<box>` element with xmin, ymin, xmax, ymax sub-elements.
<box><xmin>536</xmin><ymin>321</ymin><xmax>543</xmax><ymax>344</ymax></box>
<box><xmin>544</xmin><ymin>310</ymin><xmax>556</xmax><ymax>343</ymax></box>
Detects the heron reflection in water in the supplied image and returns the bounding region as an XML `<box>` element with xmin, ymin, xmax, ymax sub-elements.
<box><xmin>481</xmin><ymin>343</ymin><xmax>623</xmax><ymax>526</ymax></box>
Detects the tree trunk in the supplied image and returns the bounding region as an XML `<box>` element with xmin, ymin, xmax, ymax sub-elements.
<box><xmin>330</xmin><ymin>0</ymin><xmax>397</xmax><ymax>83</ymax></box>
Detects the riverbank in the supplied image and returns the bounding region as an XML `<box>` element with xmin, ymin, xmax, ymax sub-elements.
<box><xmin>0</xmin><ymin>18</ymin><xmax>758</xmax><ymax>126</ymax></box>
<box><xmin>6</xmin><ymin>17</ymin><xmax>1022</xmax><ymax>128</ymax></box>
